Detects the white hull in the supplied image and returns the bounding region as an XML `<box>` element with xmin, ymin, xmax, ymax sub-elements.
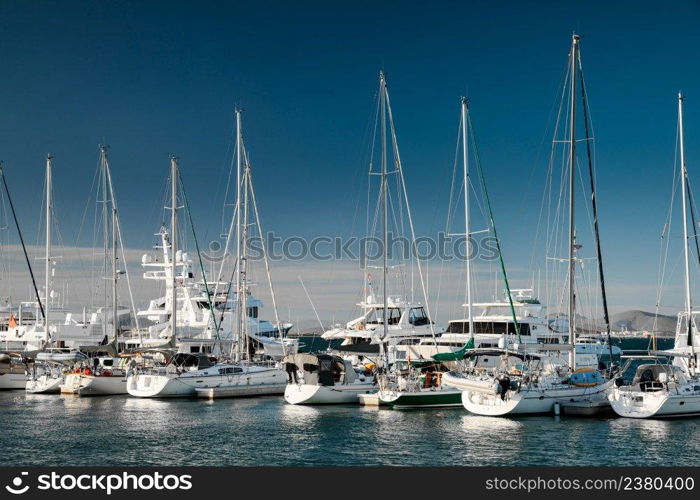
<box><xmin>284</xmin><ymin>383</ymin><xmax>376</xmax><ymax>405</ymax></box>
<box><xmin>129</xmin><ymin>366</ymin><xmax>285</xmax><ymax>398</ymax></box>
<box><xmin>0</xmin><ymin>372</ymin><xmax>27</xmax><ymax>390</ymax></box>
<box><xmin>127</xmin><ymin>373</ymin><xmax>195</xmax><ymax>398</ymax></box>
<box><xmin>608</xmin><ymin>387</ymin><xmax>700</xmax><ymax>418</ymax></box>
<box><xmin>60</xmin><ymin>373</ymin><xmax>127</xmax><ymax>396</ymax></box>
<box><xmin>462</xmin><ymin>381</ymin><xmax>612</xmax><ymax>416</ymax></box>
<box><xmin>195</xmin><ymin>367</ymin><xmax>287</xmax><ymax>398</ymax></box>
<box><xmin>196</xmin><ymin>383</ymin><xmax>284</xmax><ymax>399</ymax></box>
<box><xmin>26</xmin><ymin>374</ymin><xmax>63</xmax><ymax>394</ymax></box>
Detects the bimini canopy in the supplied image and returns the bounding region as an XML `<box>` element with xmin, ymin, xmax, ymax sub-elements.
<box><xmin>284</xmin><ymin>353</ymin><xmax>355</xmax><ymax>385</ymax></box>
<box><xmin>170</xmin><ymin>352</ymin><xmax>215</xmax><ymax>369</ymax></box>
<box><xmin>632</xmin><ymin>364</ymin><xmax>678</xmax><ymax>384</ymax></box>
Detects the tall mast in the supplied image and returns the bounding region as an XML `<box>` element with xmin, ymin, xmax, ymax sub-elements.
<box><xmin>235</xmin><ymin>108</ymin><xmax>244</xmax><ymax>362</ymax></box>
<box><xmin>380</xmin><ymin>71</ymin><xmax>388</xmax><ymax>348</ymax></box>
<box><xmin>679</xmin><ymin>93</ymin><xmax>694</xmax><ymax>362</ymax></box>
<box><xmin>109</xmin><ymin>152</ymin><xmax>118</xmax><ymax>345</ymax></box>
<box><xmin>461</xmin><ymin>97</ymin><xmax>474</xmax><ymax>336</ymax></box>
<box><xmin>567</xmin><ymin>34</ymin><xmax>579</xmax><ymax>368</ymax></box>
<box><xmin>170</xmin><ymin>156</ymin><xmax>178</xmax><ymax>344</ymax></box>
<box><xmin>100</xmin><ymin>147</ymin><xmax>110</xmax><ymax>341</ymax></box>
<box><xmin>45</xmin><ymin>154</ymin><xmax>52</xmax><ymax>332</ymax></box>
<box><xmin>241</xmin><ymin>118</ymin><xmax>250</xmax><ymax>362</ymax></box>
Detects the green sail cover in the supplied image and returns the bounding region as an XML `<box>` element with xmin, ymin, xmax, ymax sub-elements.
<box><xmin>431</xmin><ymin>337</ymin><xmax>475</xmax><ymax>362</ymax></box>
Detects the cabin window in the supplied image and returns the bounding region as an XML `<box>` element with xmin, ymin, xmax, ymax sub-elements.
<box><xmin>247</xmin><ymin>307</ymin><xmax>259</xmax><ymax>319</ymax></box>
<box><xmin>409</xmin><ymin>307</ymin><xmax>430</xmax><ymax>326</ymax></box>
<box><xmin>446</xmin><ymin>321</ymin><xmax>531</xmax><ymax>336</ymax></box>
<box><xmin>379</xmin><ymin>308</ymin><xmax>401</xmax><ymax>325</ymax></box>
<box><xmin>191</xmin><ymin>346</ymin><xmax>200</xmax><ymax>353</ymax></box>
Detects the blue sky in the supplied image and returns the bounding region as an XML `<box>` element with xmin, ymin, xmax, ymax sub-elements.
<box><xmin>0</xmin><ymin>0</ymin><xmax>699</xmax><ymax>319</ymax></box>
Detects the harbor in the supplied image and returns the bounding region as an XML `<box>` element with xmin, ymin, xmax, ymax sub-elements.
<box><xmin>1</xmin><ymin>1</ymin><xmax>700</xmax><ymax>480</ymax></box>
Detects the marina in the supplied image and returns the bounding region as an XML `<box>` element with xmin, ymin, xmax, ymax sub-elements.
<box><xmin>1</xmin><ymin>2</ymin><xmax>700</xmax><ymax>481</ymax></box>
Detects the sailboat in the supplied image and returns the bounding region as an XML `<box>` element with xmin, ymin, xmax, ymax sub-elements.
<box><xmin>128</xmin><ymin>133</ymin><xmax>287</xmax><ymax>399</ymax></box>
<box><xmin>379</xmin><ymin>97</ymin><xmax>479</xmax><ymax>409</ymax></box>
<box><xmin>449</xmin><ymin>34</ymin><xmax>614</xmax><ymax>416</ymax></box>
<box><xmin>0</xmin><ymin>352</ymin><xmax>30</xmax><ymax>389</ymax></box>
<box><xmin>195</xmin><ymin>109</ymin><xmax>291</xmax><ymax>399</ymax></box>
<box><xmin>608</xmin><ymin>94</ymin><xmax>700</xmax><ymax>418</ymax></box>
<box><xmin>26</xmin><ymin>155</ymin><xmax>82</xmax><ymax>394</ymax></box>
<box><xmin>286</xmin><ymin>72</ymin><xmax>434</xmax><ymax>405</ymax></box>
<box><xmin>60</xmin><ymin>147</ymin><xmax>131</xmax><ymax>396</ymax></box>
<box><xmin>318</xmin><ymin>79</ymin><xmax>438</xmax><ymax>360</ymax></box>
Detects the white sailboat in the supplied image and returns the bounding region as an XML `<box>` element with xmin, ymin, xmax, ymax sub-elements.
<box><xmin>25</xmin><ymin>155</ymin><xmax>82</xmax><ymax>394</ymax></box>
<box><xmin>195</xmin><ymin>108</ymin><xmax>291</xmax><ymax>398</ymax></box>
<box><xmin>288</xmin><ymin>72</ymin><xmax>433</xmax><ymax>404</ymax></box>
<box><xmin>283</xmin><ymin>353</ymin><xmax>374</xmax><ymax>404</ymax></box>
<box><xmin>451</xmin><ymin>34</ymin><xmax>614</xmax><ymax>416</ymax></box>
<box><xmin>60</xmin><ymin>147</ymin><xmax>131</xmax><ymax>396</ymax></box>
<box><xmin>608</xmin><ymin>93</ymin><xmax>700</xmax><ymax>418</ymax></box>
<box><xmin>379</xmin><ymin>97</ymin><xmax>479</xmax><ymax>408</ymax></box>
<box><xmin>0</xmin><ymin>352</ymin><xmax>29</xmax><ymax>390</ymax></box>
<box><xmin>320</xmin><ymin>73</ymin><xmax>439</xmax><ymax>360</ymax></box>
<box><xmin>128</xmin><ymin>157</ymin><xmax>211</xmax><ymax>398</ymax></box>
<box><xmin>129</xmin><ymin>125</ymin><xmax>289</xmax><ymax>398</ymax></box>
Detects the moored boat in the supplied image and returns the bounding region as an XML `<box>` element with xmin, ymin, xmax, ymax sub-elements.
<box><xmin>283</xmin><ymin>353</ymin><xmax>375</xmax><ymax>405</ymax></box>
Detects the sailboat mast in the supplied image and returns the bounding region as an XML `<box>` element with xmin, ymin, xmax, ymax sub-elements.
<box><xmin>100</xmin><ymin>147</ymin><xmax>110</xmax><ymax>341</ymax></box>
<box><xmin>45</xmin><ymin>154</ymin><xmax>52</xmax><ymax>332</ymax></box>
<box><xmin>679</xmin><ymin>93</ymin><xmax>694</xmax><ymax>359</ymax></box>
<box><xmin>241</xmin><ymin>122</ymin><xmax>250</xmax><ymax>361</ymax></box>
<box><xmin>461</xmin><ymin>97</ymin><xmax>474</xmax><ymax>335</ymax></box>
<box><xmin>380</xmin><ymin>72</ymin><xmax>388</xmax><ymax>346</ymax></box>
<box><xmin>111</xmin><ymin>163</ymin><xmax>118</xmax><ymax>345</ymax></box>
<box><xmin>170</xmin><ymin>156</ymin><xmax>178</xmax><ymax>344</ymax></box>
<box><xmin>567</xmin><ymin>34</ymin><xmax>579</xmax><ymax>368</ymax></box>
<box><xmin>235</xmin><ymin>108</ymin><xmax>243</xmax><ymax>362</ymax></box>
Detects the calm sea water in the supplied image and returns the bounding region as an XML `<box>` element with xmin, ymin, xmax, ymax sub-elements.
<box><xmin>3</xmin><ymin>337</ymin><xmax>699</xmax><ymax>467</ymax></box>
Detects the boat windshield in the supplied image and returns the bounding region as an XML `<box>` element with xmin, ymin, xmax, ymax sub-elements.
<box><xmin>366</xmin><ymin>307</ymin><xmax>401</xmax><ymax>325</ymax></box>
<box><xmin>446</xmin><ymin>321</ymin><xmax>531</xmax><ymax>336</ymax></box>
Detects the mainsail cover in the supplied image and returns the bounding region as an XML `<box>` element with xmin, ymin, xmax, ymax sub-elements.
<box><xmin>431</xmin><ymin>337</ymin><xmax>475</xmax><ymax>362</ymax></box>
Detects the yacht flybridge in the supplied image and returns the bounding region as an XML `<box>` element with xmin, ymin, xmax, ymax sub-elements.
<box><xmin>404</xmin><ymin>288</ymin><xmax>620</xmax><ymax>369</ymax></box>
<box><xmin>0</xmin><ymin>155</ymin><xmax>120</xmax><ymax>353</ymax></box>
<box><xmin>133</xmin><ymin>227</ymin><xmax>293</xmax><ymax>357</ymax></box>
<box><xmin>321</xmin><ymin>291</ymin><xmax>436</xmax><ymax>355</ymax></box>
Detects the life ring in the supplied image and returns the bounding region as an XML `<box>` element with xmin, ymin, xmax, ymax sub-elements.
<box><xmin>83</xmin><ymin>368</ymin><xmax>92</xmax><ymax>376</ymax></box>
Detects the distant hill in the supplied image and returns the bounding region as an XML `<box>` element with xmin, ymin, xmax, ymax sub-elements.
<box><xmin>611</xmin><ymin>310</ymin><xmax>676</xmax><ymax>334</ymax></box>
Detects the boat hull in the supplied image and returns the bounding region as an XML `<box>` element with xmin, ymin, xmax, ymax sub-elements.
<box><xmin>1</xmin><ymin>372</ymin><xmax>28</xmax><ymax>390</ymax></box>
<box><xmin>25</xmin><ymin>375</ymin><xmax>62</xmax><ymax>394</ymax></box>
<box><xmin>463</xmin><ymin>382</ymin><xmax>612</xmax><ymax>416</ymax></box>
<box><xmin>379</xmin><ymin>388</ymin><xmax>463</xmax><ymax>408</ymax></box>
<box><xmin>608</xmin><ymin>387</ymin><xmax>700</xmax><ymax>418</ymax></box>
<box><xmin>129</xmin><ymin>366</ymin><xmax>287</xmax><ymax>398</ymax></box>
<box><xmin>196</xmin><ymin>383</ymin><xmax>285</xmax><ymax>399</ymax></box>
<box><xmin>284</xmin><ymin>383</ymin><xmax>375</xmax><ymax>405</ymax></box>
<box><xmin>61</xmin><ymin>373</ymin><xmax>128</xmax><ymax>396</ymax></box>
<box><xmin>127</xmin><ymin>374</ymin><xmax>194</xmax><ymax>398</ymax></box>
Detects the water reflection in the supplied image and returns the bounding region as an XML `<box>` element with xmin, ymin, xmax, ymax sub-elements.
<box><xmin>3</xmin><ymin>391</ymin><xmax>700</xmax><ymax>466</ymax></box>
